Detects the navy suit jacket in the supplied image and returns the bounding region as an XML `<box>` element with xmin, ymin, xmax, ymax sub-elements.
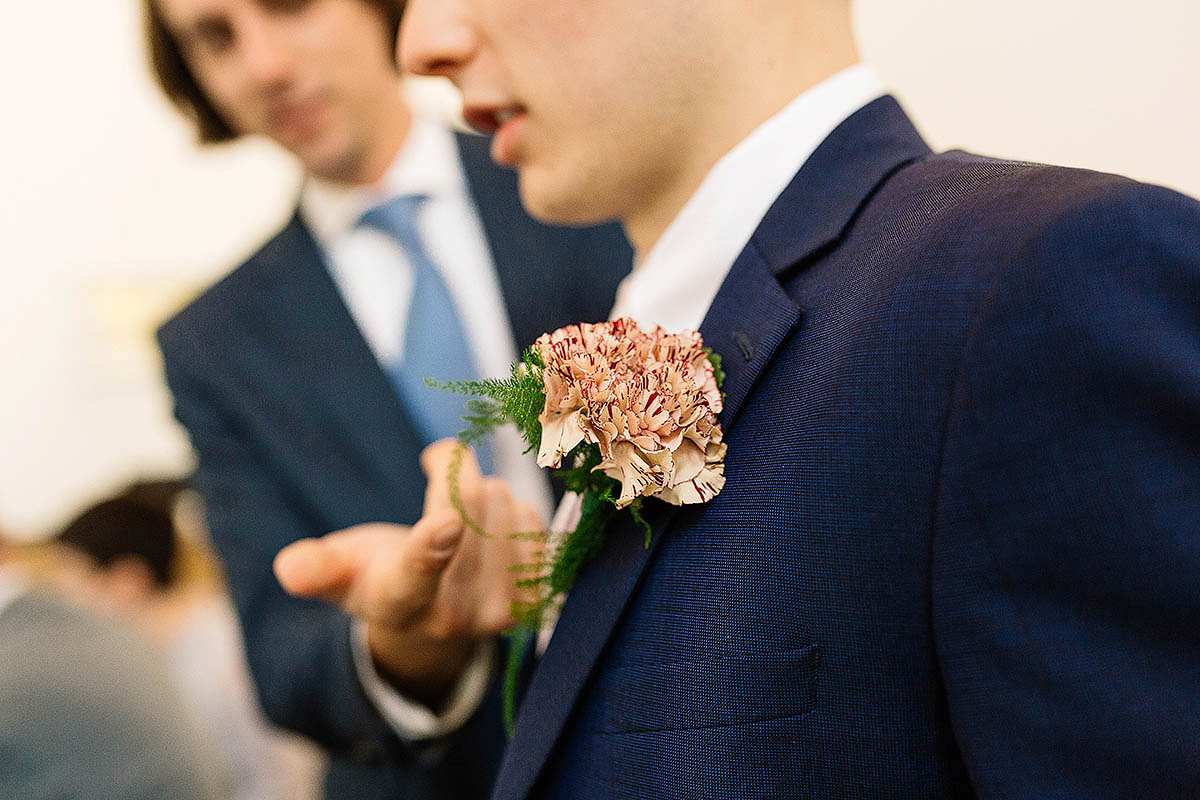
<box><xmin>158</xmin><ymin>132</ymin><xmax>631</xmax><ymax>799</ymax></box>
<box><xmin>496</xmin><ymin>98</ymin><xmax>1200</xmax><ymax>799</ymax></box>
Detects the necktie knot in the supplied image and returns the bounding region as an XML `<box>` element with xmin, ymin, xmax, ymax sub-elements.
<box><xmin>358</xmin><ymin>193</ymin><xmax>429</xmax><ymax>248</ymax></box>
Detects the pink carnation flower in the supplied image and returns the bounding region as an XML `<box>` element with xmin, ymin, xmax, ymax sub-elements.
<box><xmin>534</xmin><ymin>318</ymin><xmax>726</xmax><ymax>508</ymax></box>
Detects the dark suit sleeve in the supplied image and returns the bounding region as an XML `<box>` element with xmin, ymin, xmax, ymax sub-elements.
<box><xmin>158</xmin><ymin>338</ymin><xmax>396</xmax><ymax>760</ymax></box>
<box><xmin>932</xmin><ymin>183</ymin><xmax>1200</xmax><ymax>796</ymax></box>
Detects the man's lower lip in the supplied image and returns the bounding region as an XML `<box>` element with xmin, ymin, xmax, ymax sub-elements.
<box><xmin>490</xmin><ymin>112</ymin><xmax>526</xmax><ymax>166</ymax></box>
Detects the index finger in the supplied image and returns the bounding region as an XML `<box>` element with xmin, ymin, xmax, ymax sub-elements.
<box><xmin>273</xmin><ymin>517</ymin><xmax>463</xmax><ymax>627</ymax></box>
<box><xmin>273</xmin><ymin>524</ymin><xmax>401</xmax><ymax>604</ymax></box>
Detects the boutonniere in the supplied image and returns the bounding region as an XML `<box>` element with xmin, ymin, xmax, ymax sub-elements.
<box><xmin>432</xmin><ymin>317</ymin><xmax>727</xmax><ymax>732</ymax></box>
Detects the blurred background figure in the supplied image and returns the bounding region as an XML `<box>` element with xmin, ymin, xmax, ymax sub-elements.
<box><xmin>146</xmin><ymin>0</ymin><xmax>629</xmax><ymax>797</ymax></box>
<box><xmin>0</xmin><ymin>524</ymin><xmax>226</xmax><ymax>800</ymax></box>
<box><xmin>49</xmin><ymin>480</ymin><xmax>325</xmax><ymax>800</ymax></box>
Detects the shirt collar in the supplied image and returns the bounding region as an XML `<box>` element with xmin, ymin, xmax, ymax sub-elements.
<box><xmin>300</xmin><ymin>115</ymin><xmax>468</xmax><ymax>245</ymax></box>
<box><xmin>0</xmin><ymin>566</ymin><xmax>27</xmax><ymax>617</ymax></box>
<box><xmin>611</xmin><ymin>64</ymin><xmax>886</xmax><ymax>332</ymax></box>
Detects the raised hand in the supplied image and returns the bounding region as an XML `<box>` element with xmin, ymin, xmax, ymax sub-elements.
<box><xmin>274</xmin><ymin>440</ymin><xmax>543</xmax><ymax>705</ymax></box>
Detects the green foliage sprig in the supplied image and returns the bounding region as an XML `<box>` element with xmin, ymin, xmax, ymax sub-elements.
<box><xmin>427</xmin><ymin>347</ymin><xmax>545</xmax><ymax>455</ymax></box>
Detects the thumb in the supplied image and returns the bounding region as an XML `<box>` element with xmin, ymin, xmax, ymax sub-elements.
<box><xmin>357</xmin><ymin>509</ymin><xmax>466</xmax><ymax>627</ymax></box>
<box><xmin>421</xmin><ymin>439</ymin><xmax>482</xmax><ymax>512</ymax></box>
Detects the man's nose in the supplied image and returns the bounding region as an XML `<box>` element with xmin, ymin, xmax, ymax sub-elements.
<box><xmin>240</xmin><ymin>19</ymin><xmax>297</xmax><ymax>87</ymax></box>
<box><xmin>397</xmin><ymin>0</ymin><xmax>474</xmax><ymax>80</ymax></box>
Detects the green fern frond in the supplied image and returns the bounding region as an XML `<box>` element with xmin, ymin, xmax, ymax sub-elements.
<box><xmin>705</xmin><ymin>347</ymin><xmax>726</xmax><ymax>399</ymax></box>
<box><xmin>425</xmin><ymin>345</ymin><xmax>547</xmax><ymax>452</ymax></box>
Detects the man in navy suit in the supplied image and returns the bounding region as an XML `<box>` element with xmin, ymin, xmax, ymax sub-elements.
<box><xmin>150</xmin><ymin>0</ymin><xmax>630</xmax><ymax>797</ymax></box>
<box><xmin>279</xmin><ymin>0</ymin><xmax>1200</xmax><ymax>796</ymax></box>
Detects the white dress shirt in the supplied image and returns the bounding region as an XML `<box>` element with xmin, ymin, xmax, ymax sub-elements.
<box><xmin>302</xmin><ymin>116</ymin><xmax>548</xmax><ymax>740</ymax></box>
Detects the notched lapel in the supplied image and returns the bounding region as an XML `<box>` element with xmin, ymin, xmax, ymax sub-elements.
<box><xmin>704</xmin><ymin>95</ymin><xmax>931</xmax><ymax>431</ymax></box>
<box><xmin>751</xmin><ymin>95</ymin><xmax>932</xmax><ymax>274</ymax></box>
<box><xmin>700</xmin><ymin>242</ymin><xmax>805</xmax><ymax>432</ymax></box>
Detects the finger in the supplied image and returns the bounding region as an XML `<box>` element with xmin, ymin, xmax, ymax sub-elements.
<box><xmin>400</xmin><ymin>507</ymin><xmax>466</xmax><ymax>575</ymax></box>
<box><xmin>471</xmin><ymin>481</ymin><xmax>551</xmax><ymax>630</ymax></box>
<box><xmin>274</xmin><ymin>524</ymin><xmax>406</xmax><ymax>605</ymax></box>
<box><xmin>511</xmin><ymin>501</ymin><xmax>547</xmax><ymax>564</ymax></box>
<box><xmin>274</xmin><ymin>536</ymin><xmax>358</xmax><ymax>602</ymax></box>
<box><xmin>477</xmin><ymin>478</ymin><xmax>514</xmax><ymax>537</ymax></box>
<box><xmin>511</xmin><ymin>498</ymin><xmax>545</xmax><ymax>538</ymax></box>
<box><xmin>510</xmin><ymin>501</ymin><xmax>548</xmax><ymax>613</ymax></box>
<box><xmin>420</xmin><ymin>438</ymin><xmax>482</xmax><ymax>512</ymax></box>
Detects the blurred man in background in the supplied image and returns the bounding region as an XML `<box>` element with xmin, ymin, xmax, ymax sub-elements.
<box><xmin>0</xmin><ymin>526</ymin><xmax>225</xmax><ymax>800</ymax></box>
<box><xmin>147</xmin><ymin>0</ymin><xmax>630</xmax><ymax>797</ymax></box>
<box><xmin>52</xmin><ymin>481</ymin><xmax>324</xmax><ymax>800</ymax></box>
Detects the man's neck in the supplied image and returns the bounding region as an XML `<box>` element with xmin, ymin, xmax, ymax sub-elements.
<box><xmin>623</xmin><ymin>11</ymin><xmax>859</xmax><ymax>257</ymax></box>
<box><xmin>325</xmin><ymin>97</ymin><xmax>414</xmax><ymax>189</ymax></box>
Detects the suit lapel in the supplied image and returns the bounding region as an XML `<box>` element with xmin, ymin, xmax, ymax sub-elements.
<box><xmin>700</xmin><ymin>244</ymin><xmax>806</xmax><ymax>429</ymax></box>
<box><xmin>493</xmin><ymin>96</ymin><xmax>933</xmax><ymax>800</ymax></box>
<box><xmin>706</xmin><ymin>96</ymin><xmax>930</xmax><ymax>427</ymax></box>
<box><xmin>749</xmin><ymin>95</ymin><xmax>932</xmax><ymax>274</ymax></box>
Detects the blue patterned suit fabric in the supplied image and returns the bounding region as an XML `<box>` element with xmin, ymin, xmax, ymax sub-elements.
<box><xmin>493</xmin><ymin>97</ymin><xmax>1200</xmax><ymax>799</ymax></box>
<box><xmin>360</xmin><ymin>194</ymin><xmax>492</xmax><ymax>473</ymax></box>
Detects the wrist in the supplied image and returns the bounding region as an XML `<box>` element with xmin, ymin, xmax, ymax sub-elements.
<box><xmin>366</xmin><ymin>625</ymin><xmax>475</xmax><ymax>710</ymax></box>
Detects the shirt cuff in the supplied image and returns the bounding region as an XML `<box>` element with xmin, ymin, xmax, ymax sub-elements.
<box><xmin>350</xmin><ymin>620</ymin><xmax>496</xmax><ymax>741</ymax></box>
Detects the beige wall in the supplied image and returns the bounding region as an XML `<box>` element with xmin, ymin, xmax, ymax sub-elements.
<box><xmin>858</xmin><ymin>0</ymin><xmax>1200</xmax><ymax>195</ymax></box>
<box><xmin>1</xmin><ymin>0</ymin><xmax>1197</xmax><ymax>537</ymax></box>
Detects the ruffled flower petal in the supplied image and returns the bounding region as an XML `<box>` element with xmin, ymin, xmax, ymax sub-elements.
<box><xmin>533</xmin><ymin>318</ymin><xmax>727</xmax><ymax>508</ymax></box>
<box><xmin>537</xmin><ymin>409</ymin><xmax>587</xmax><ymax>468</ymax></box>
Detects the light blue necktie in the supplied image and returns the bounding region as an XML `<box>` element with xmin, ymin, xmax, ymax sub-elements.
<box><xmin>359</xmin><ymin>195</ymin><xmax>492</xmax><ymax>473</ymax></box>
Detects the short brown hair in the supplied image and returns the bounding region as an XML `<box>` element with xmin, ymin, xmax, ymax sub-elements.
<box><xmin>143</xmin><ymin>0</ymin><xmax>405</xmax><ymax>144</ymax></box>
<box><xmin>55</xmin><ymin>480</ymin><xmax>187</xmax><ymax>589</ymax></box>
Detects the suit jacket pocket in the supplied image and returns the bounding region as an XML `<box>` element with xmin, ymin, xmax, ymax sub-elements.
<box><xmin>589</xmin><ymin>644</ymin><xmax>819</xmax><ymax>734</ymax></box>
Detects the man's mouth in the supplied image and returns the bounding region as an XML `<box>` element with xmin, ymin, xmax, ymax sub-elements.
<box><xmin>269</xmin><ymin>96</ymin><xmax>330</xmax><ymax>140</ymax></box>
<box><xmin>462</xmin><ymin>104</ymin><xmax>529</xmax><ymax>166</ymax></box>
<box><xmin>462</xmin><ymin>104</ymin><xmax>525</xmax><ymax>135</ymax></box>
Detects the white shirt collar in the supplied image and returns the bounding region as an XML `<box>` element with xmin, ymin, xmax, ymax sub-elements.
<box><xmin>0</xmin><ymin>566</ymin><xmax>27</xmax><ymax>617</ymax></box>
<box><xmin>611</xmin><ymin>64</ymin><xmax>886</xmax><ymax>332</ymax></box>
<box><xmin>300</xmin><ymin>115</ymin><xmax>468</xmax><ymax>244</ymax></box>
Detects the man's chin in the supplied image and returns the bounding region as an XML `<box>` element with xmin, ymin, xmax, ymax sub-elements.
<box><xmin>518</xmin><ymin>175</ymin><xmax>618</xmax><ymax>229</ymax></box>
<box><xmin>289</xmin><ymin>137</ymin><xmax>371</xmax><ymax>184</ymax></box>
